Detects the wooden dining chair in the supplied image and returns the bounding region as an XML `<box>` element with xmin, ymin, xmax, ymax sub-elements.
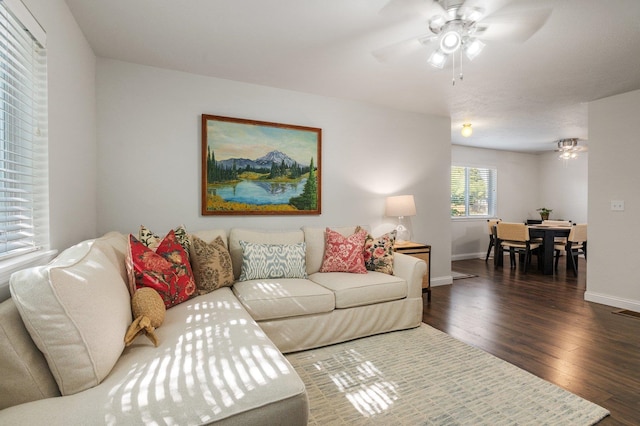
<box><xmin>485</xmin><ymin>219</ymin><xmax>501</xmax><ymax>262</ymax></box>
<box><xmin>496</xmin><ymin>222</ymin><xmax>541</xmax><ymax>273</ymax></box>
<box><xmin>542</xmin><ymin>220</ymin><xmax>572</xmax><ymax>245</ymax></box>
<box><xmin>554</xmin><ymin>223</ymin><xmax>587</xmax><ymax>276</ymax></box>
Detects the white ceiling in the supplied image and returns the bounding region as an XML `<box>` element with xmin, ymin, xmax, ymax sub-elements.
<box><xmin>64</xmin><ymin>0</ymin><xmax>640</xmax><ymax>152</ymax></box>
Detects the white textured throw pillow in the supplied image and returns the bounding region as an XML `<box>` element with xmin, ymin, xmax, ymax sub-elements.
<box><xmin>9</xmin><ymin>232</ymin><xmax>132</xmax><ymax>395</ymax></box>
<box><xmin>239</xmin><ymin>241</ymin><xmax>307</xmax><ymax>281</ymax></box>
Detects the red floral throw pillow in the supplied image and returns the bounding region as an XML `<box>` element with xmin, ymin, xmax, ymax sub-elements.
<box><xmin>128</xmin><ymin>230</ymin><xmax>196</xmax><ymax>308</ymax></box>
<box><xmin>319</xmin><ymin>227</ymin><xmax>368</xmax><ymax>273</ymax></box>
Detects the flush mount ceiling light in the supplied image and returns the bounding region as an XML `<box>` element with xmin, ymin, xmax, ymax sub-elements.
<box><xmin>461</xmin><ymin>123</ymin><xmax>473</xmax><ymax>137</ymax></box>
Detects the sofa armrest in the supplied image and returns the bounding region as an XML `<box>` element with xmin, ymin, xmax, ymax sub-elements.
<box><xmin>393</xmin><ymin>252</ymin><xmax>427</xmax><ymax>299</ymax></box>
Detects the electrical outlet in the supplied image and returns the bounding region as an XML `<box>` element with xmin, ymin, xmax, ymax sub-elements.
<box><xmin>611</xmin><ymin>200</ymin><xmax>625</xmax><ymax>211</ymax></box>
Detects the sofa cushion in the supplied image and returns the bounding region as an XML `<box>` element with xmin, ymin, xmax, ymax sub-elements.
<box><xmin>0</xmin><ymin>298</ymin><xmax>60</xmax><ymax>409</ymax></box>
<box><xmin>233</xmin><ymin>278</ymin><xmax>335</xmax><ymax>321</ymax></box>
<box><xmin>189</xmin><ymin>234</ymin><xmax>234</xmax><ymax>294</ymax></box>
<box><xmin>9</xmin><ymin>232</ymin><xmax>132</xmax><ymax>396</ymax></box>
<box><xmin>228</xmin><ymin>228</ymin><xmax>304</xmax><ymax>279</ymax></box>
<box><xmin>319</xmin><ymin>227</ymin><xmax>368</xmax><ymax>273</ymax></box>
<box><xmin>309</xmin><ymin>271</ymin><xmax>407</xmax><ymax>309</ymax></box>
<box><xmin>0</xmin><ymin>287</ymin><xmax>309</xmax><ymax>425</ymax></box>
<box><xmin>239</xmin><ymin>241</ymin><xmax>307</xmax><ymax>281</ymax></box>
<box><xmin>302</xmin><ymin>226</ymin><xmax>359</xmax><ymax>274</ymax></box>
<box><xmin>128</xmin><ymin>231</ymin><xmax>196</xmax><ymax>308</ymax></box>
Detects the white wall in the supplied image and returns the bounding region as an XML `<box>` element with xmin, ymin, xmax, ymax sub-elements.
<box><xmin>538</xmin><ymin>151</ymin><xmax>588</xmax><ymax>224</ymax></box>
<box><xmin>96</xmin><ymin>59</ymin><xmax>453</xmax><ymax>284</ymax></box>
<box><xmin>23</xmin><ymin>0</ymin><xmax>98</xmax><ymax>250</ymax></box>
<box><xmin>586</xmin><ymin>89</ymin><xmax>640</xmax><ymax>311</ymax></box>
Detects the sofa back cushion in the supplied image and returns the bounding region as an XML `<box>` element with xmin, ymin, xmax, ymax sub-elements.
<box><xmin>9</xmin><ymin>232</ymin><xmax>132</xmax><ymax>395</ymax></box>
<box><xmin>228</xmin><ymin>229</ymin><xmax>304</xmax><ymax>280</ymax></box>
<box><xmin>302</xmin><ymin>226</ymin><xmax>359</xmax><ymax>274</ymax></box>
<box><xmin>0</xmin><ymin>298</ymin><xmax>60</xmax><ymax>409</ymax></box>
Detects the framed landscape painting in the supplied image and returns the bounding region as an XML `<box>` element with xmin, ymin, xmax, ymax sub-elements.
<box><xmin>201</xmin><ymin>114</ymin><xmax>322</xmax><ymax>215</ymax></box>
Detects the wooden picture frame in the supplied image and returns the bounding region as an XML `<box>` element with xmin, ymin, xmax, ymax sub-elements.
<box><xmin>201</xmin><ymin>114</ymin><xmax>321</xmax><ymax>215</ymax></box>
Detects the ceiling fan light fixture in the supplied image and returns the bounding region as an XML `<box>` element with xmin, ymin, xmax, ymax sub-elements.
<box><xmin>440</xmin><ymin>29</ymin><xmax>461</xmax><ymax>53</ymax></box>
<box><xmin>556</xmin><ymin>138</ymin><xmax>584</xmax><ymax>161</ymax></box>
<box><xmin>464</xmin><ymin>38</ymin><xmax>485</xmax><ymax>60</ymax></box>
<box><xmin>429</xmin><ymin>15</ymin><xmax>446</xmax><ymax>34</ymax></box>
<box><xmin>428</xmin><ymin>49</ymin><xmax>448</xmax><ymax>68</ymax></box>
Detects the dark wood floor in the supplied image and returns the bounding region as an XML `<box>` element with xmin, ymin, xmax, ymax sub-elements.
<box><xmin>422</xmin><ymin>257</ymin><xmax>640</xmax><ymax>426</ymax></box>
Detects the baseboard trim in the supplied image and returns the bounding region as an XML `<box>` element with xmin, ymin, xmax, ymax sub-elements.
<box><xmin>452</xmin><ymin>252</ymin><xmax>486</xmax><ymax>261</ymax></box>
<box><xmin>431</xmin><ymin>275</ymin><xmax>453</xmax><ymax>287</ymax></box>
<box><xmin>584</xmin><ymin>291</ymin><xmax>640</xmax><ymax>312</ymax></box>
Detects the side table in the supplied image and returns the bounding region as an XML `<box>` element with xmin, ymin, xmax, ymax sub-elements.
<box><xmin>394</xmin><ymin>241</ymin><xmax>431</xmax><ymax>301</ymax></box>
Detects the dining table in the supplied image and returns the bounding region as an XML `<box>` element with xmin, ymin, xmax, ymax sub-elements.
<box><xmin>493</xmin><ymin>224</ymin><xmax>572</xmax><ymax>274</ymax></box>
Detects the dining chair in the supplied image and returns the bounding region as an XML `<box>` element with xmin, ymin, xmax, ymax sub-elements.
<box><xmin>496</xmin><ymin>222</ymin><xmax>541</xmax><ymax>273</ymax></box>
<box><xmin>542</xmin><ymin>220</ymin><xmax>572</xmax><ymax>245</ymax></box>
<box><xmin>485</xmin><ymin>219</ymin><xmax>501</xmax><ymax>262</ymax></box>
<box><xmin>554</xmin><ymin>223</ymin><xmax>587</xmax><ymax>276</ymax></box>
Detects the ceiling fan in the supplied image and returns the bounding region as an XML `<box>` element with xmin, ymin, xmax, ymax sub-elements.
<box><xmin>373</xmin><ymin>0</ymin><xmax>554</xmax><ymax>84</ymax></box>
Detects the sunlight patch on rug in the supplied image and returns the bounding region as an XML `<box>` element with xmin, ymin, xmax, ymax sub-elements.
<box><xmin>613</xmin><ymin>309</ymin><xmax>640</xmax><ymax>319</ymax></box>
<box><xmin>452</xmin><ymin>271</ymin><xmax>476</xmax><ymax>280</ymax></box>
<box><xmin>286</xmin><ymin>324</ymin><xmax>609</xmax><ymax>425</ymax></box>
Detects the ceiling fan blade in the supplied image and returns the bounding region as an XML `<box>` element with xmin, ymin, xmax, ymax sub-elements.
<box><xmin>379</xmin><ymin>0</ymin><xmax>446</xmax><ymax>20</ymax></box>
<box><xmin>372</xmin><ymin>33</ymin><xmax>434</xmax><ymax>63</ymax></box>
<box><xmin>461</xmin><ymin>0</ymin><xmax>514</xmax><ymax>21</ymax></box>
<box><xmin>478</xmin><ymin>7</ymin><xmax>552</xmax><ymax>42</ymax></box>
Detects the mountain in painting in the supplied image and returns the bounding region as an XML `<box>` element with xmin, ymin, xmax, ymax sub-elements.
<box><xmin>217</xmin><ymin>150</ymin><xmax>297</xmax><ymax>170</ymax></box>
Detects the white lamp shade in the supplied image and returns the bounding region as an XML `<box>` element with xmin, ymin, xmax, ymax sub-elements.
<box><xmin>385</xmin><ymin>195</ymin><xmax>417</xmax><ymax>217</ymax></box>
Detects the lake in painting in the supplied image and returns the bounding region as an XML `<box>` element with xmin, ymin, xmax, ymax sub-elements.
<box><xmin>209</xmin><ymin>178</ymin><xmax>307</xmax><ymax>205</ymax></box>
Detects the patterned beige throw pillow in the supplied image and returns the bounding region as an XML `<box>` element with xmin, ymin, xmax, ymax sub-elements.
<box><xmin>190</xmin><ymin>235</ymin><xmax>234</xmax><ymax>294</ymax></box>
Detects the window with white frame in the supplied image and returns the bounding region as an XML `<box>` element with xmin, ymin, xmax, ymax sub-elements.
<box><xmin>0</xmin><ymin>0</ymin><xmax>48</xmax><ymax>260</ymax></box>
<box><xmin>451</xmin><ymin>165</ymin><xmax>497</xmax><ymax>218</ymax></box>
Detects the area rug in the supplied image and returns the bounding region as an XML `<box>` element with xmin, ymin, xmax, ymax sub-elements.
<box><xmin>613</xmin><ymin>309</ymin><xmax>640</xmax><ymax>319</ymax></box>
<box><xmin>286</xmin><ymin>324</ymin><xmax>609</xmax><ymax>425</ymax></box>
<box><xmin>452</xmin><ymin>271</ymin><xmax>477</xmax><ymax>280</ymax></box>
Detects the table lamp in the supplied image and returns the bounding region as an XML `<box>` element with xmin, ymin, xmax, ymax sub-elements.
<box><xmin>385</xmin><ymin>195</ymin><xmax>416</xmax><ymax>243</ymax></box>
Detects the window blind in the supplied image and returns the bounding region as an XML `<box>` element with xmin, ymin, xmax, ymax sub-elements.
<box><xmin>0</xmin><ymin>0</ymin><xmax>48</xmax><ymax>260</ymax></box>
<box><xmin>451</xmin><ymin>166</ymin><xmax>497</xmax><ymax>218</ymax></box>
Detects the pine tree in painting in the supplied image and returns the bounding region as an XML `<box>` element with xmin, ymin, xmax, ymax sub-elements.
<box><xmin>289</xmin><ymin>157</ymin><xmax>317</xmax><ymax>210</ymax></box>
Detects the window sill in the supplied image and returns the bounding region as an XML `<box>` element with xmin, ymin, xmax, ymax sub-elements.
<box><xmin>0</xmin><ymin>249</ymin><xmax>58</xmax><ymax>302</ymax></box>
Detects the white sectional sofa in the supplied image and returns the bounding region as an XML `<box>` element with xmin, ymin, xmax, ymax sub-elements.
<box><xmin>0</xmin><ymin>226</ymin><xmax>427</xmax><ymax>425</ymax></box>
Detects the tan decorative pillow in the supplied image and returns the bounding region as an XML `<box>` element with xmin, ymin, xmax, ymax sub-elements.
<box><xmin>190</xmin><ymin>235</ymin><xmax>235</xmax><ymax>294</ymax></box>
